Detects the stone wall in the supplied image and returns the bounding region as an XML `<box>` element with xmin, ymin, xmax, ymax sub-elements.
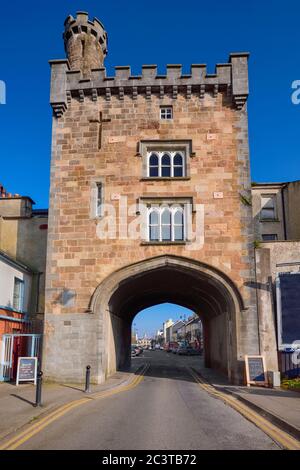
<box><xmin>44</xmin><ymin>12</ymin><xmax>264</xmax><ymax>384</ymax></box>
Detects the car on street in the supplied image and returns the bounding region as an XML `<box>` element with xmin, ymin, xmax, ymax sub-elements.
<box><xmin>177</xmin><ymin>346</ymin><xmax>201</xmax><ymax>356</ymax></box>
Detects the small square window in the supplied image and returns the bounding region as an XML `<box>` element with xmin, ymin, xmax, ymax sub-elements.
<box><xmin>262</xmin><ymin>234</ymin><xmax>278</xmax><ymax>241</ymax></box>
<box><xmin>160</xmin><ymin>107</ymin><xmax>173</xmax><ymax>120</ymax></box>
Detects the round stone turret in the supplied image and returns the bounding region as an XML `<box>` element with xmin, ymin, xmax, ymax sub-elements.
<box><xmin>63</xmin><ymin>11</ymin><xmax>108</xmax><ymax>76</ymax></box>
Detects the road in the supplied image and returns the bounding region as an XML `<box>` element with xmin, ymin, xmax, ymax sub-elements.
<box><xmin>17</xmin><ymin>351</ymin><xmax>279</xmax><ymax>450</ymax></box>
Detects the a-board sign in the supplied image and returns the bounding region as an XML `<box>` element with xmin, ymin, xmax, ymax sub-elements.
<box><xmin>16</xmin><ymin>357</ymin><xmax>38</xmax><ymax>386</ymax></box>
<box><xmin>244</xmin><ymin>355</ymin><xmax>268</xmax><ymax>387</ymax></box>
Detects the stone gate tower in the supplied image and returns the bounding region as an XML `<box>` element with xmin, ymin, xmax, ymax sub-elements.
<box><xmin>44</xmin><ymin>12</ymin><xmax>278</xmax><ymax>384</ymax></box>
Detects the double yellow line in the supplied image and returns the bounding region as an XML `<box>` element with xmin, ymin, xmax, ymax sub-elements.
<box><xmin>0</xmin><ymin>364</ymin><xmax>149</xmax><ymax>451</ymax></box>
<box><xmin>187</xmin><ymin>367</ymin><xmax>300</xmax><ymax>451</ymax></box>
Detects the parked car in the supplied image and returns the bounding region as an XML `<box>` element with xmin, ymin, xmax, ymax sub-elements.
<box><xmin>165</xmin><ymin>342</ymin><xmax>179</xmax><ymax>353</ymax></box>
<box><xmin>132</xmin><ymin>345</ymin><xmax>142</xmax><ymax>356</ymax></box>
<box><xmin>131</xmin><ymin>346</ymin><xmax>137</xmax><ymax>357</ymax></box>
<box><xmin>177</xmin><ymin>346</ymin><xmax>201</xmax><ymax>356</ymax></box>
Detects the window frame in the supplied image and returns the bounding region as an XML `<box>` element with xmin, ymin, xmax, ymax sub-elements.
<box><xmin>91</xmin><ymin>180</ymin><xmax>104</xmax><ymax>219</ymax></box>
<box><xmin>146</xmin><ymin>203</ymin><xmax>187</xmax><ymax>243</ymax></box>
<box><xmin>262</xmin><ymin>234</ymin><xmax>278</xmax><ymax>241</ymax></box>
<box><xmin>160</xmin><ymin>106</ymin><xmax>173</xmax><ymax>120</ymax></box>
<box><xmin>147</xmin><ymin>151</ymin><xmax>185</xmax><ymax>178</ymax></box>
<box><xmin>260</xmin><ymin>194</ymin><xmax>277</xmax><ymax>221</ymax></box>
<box><xmin>13</xmin><ymin>277</ymin><xmax>25</xmax><ymax>312</ymax></box>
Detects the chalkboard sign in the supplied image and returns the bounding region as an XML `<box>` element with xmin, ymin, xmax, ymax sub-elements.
<box><xmin>16</xmin><ymin>357</ymin><xmax>38</xmax><ymax>386</ymax></box>
<box><xmin>245</xmin><ymin>355</ymin><xmax>267</xmax><ymax>387</ymax></box>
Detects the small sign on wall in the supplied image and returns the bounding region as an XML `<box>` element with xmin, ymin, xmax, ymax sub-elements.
<box><xmin>244</xmin><ymin>355</ymin><xmax>268</xmax><ymax>387</ymax></box>
<box><xmin>16</xmin><ymin>357</ymin><xmax>38</xmax><ymax>386</ymax></box>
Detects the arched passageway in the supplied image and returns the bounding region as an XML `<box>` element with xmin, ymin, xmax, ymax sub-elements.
<box><xmin>91</xmin><ymin>255</ymin><xmax>245</xmax><ymax>383</ymax></box>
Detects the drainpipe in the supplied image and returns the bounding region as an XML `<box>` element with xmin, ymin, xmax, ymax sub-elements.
<box><xmin>35</xmin><ymin>272</ymin><xmax>43</xmax><ymax>314</ymax></box>
<box><xmin>281</xmin><ymin>184</ymin><xmax>288</xmax><ymax>240</ymax></box>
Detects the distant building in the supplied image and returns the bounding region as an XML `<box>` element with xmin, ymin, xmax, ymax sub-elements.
<box><xmin>163</xmin><ymin>319</ymin><xmax>174</xmax><ymax>343</ymax></box>
<box><xmin>0</xmin><ymin>185</ymin><xmax>48</xmax><ymax>381</ymax></box>
<box><xmin>252</xmin><ymin>180</ymin><xmax>300</xmax><ymax>242</ymax></box>
<box><xmin>137</xmin><ymin>335</ymin><xmax>151</xmax><ymax>348</ymax></box>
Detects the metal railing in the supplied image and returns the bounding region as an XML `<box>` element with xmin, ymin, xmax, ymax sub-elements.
<box><xmin>278</xmin><ymin>351</ymin><xmax>300</xmax><ymax>379</ymax></box>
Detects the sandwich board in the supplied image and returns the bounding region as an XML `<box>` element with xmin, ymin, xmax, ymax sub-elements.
<box><xmin>245</xmin><ymin>355</ymin><xmax>268</xmax><ymax>387</ymax></box>
<box><xmin>16</xmin><ymin>357</ymin><xmax>38</xmax><ymax>386</ymax></box>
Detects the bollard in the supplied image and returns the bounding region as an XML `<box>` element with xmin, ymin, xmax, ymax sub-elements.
<box><xmin>85</xmin><ymin>365</ymin><xmax>91</xmax><ymax>393</ymax></box>
<box><xmin>34</xmin><ymin>371</ymin><xmax>43</xmax><ymax>407</ymax></box>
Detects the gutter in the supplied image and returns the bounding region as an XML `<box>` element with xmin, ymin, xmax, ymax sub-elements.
<box><xmin>0</xmin><ymin>315</ymin><xmax>30</xmax><ymax>323</ymax></box>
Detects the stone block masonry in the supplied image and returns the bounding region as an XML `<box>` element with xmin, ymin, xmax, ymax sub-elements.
<box><xmin>43</xmin><ymin>11</ymin><xmax>274</xmax><ymax>384</ymax></box>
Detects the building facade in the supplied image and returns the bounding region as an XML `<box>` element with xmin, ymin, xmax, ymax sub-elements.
<box><xmin>44</xmin><ymin>11</ymin><xmax>279</xmax><ymax>385</ymax></box>
<box><xmin>0</xmin><ymin>185</ymin><xmax>48</xmax><ymax>380</ymax></box>
<box><xmin>252</xmin><ymin>180</ymin><xmax>300</xmax><ymax>242</ymax></box>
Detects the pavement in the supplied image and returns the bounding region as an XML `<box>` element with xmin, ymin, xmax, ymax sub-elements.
<box><xmin>0</xmin><ymin>364</ymin><xmax>141</xmax><ymax>442</ymax></box>
<box><xmin>0</xmin><ymin>351</ymin><xmax>299</xmax><ymax>449</ymax></box>
<box><xmin>193</xmin><ymin>362</ymin><xmax>300</xmax><ymax>441</ymax></box>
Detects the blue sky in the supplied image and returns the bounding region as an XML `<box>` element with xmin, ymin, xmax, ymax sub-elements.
<box><xmin>0</xmin><ymin>1</ymin><xmax>299</xmax><ymax>335</ymax></box>
<box><xmin>134</xmin><ymin>303</ymin><xmax>194</xmax><ymax>339</ymax></box>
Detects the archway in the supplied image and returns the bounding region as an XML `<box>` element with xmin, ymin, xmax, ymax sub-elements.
<box><xmin>90</xmin><ymin>255</ymin><xmax>245</xmax><ymax>384</ymax></box>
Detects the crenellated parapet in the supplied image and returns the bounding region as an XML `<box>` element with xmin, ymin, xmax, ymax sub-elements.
<box><xmin>50</xmin><ymin>13</ymin><xmax>249</xmax><ymax>117</ymax></box>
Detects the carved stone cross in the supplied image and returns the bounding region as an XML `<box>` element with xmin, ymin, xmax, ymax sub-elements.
<box><xmin>89</xmin><ymin>112</ymin><xmax>111</xmax><ymax>149</ymax></box>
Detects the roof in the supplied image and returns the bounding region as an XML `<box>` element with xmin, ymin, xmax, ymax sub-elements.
<box><xmin>0</xmin><ymin>250</ymin><xmax>37</xmax><ymax>274</ymax></box>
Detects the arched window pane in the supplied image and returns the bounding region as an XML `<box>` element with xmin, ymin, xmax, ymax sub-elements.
<box><xmin>161</xmin><ymin>154</ymin><xmax>171</xmax><ymax>165</ymax></box>
<box><xmin>149</xmin><ymin>210</ymin><xmax>159</xmax><ymax>225</ymax></box>
<box><xmin>149</xmin><ymin>153</ymin><xmax>158</xmax><ymax>166</ymax></box>
<box><xmin>161</xmin><ymin>209</ymin><xmax>171</xmax><ymax>225</ymax></box>
<box><xmin>173</xmin><ymin>153</ymin><xmax>183</xmax><ymax>177</ymax></box>
<box><xmin>161</xmin><ymin>208</ymin><xmax>171</xmax><ymax>241</ymax></box>
<box><xmin>174</xmin><ymin>153</ymin><xmax>183</xmax><ymax>165</ymax></box>
<box><xmin>149</xmin><ymin>153</ymin><xmax>159</xmax><ymax>177</ymax></box>
<box><xmin>161</xmin><ymin>153</ymin><xmax>171</xmax><ymax>177</ymax></box>
<box><xmin>174</xmin><ymin>210</ymin><xmax>183</xmax><ymax>225</ymax></box>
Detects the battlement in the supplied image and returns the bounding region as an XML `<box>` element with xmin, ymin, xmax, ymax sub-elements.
<box><xmin>50</xmin><ymin>53</ymin><xmax>249</xmax><ymax>117</ymax></box>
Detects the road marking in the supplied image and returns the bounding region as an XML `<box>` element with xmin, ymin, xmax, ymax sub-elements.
<box><xmin>0</xmin><ymin>364</ymin><xmax>149</xmax><ymax>451</ymax></box>
<box><xmin>187</xmin><ymin>367</ymin><xmax>300</xmax><ymax>451</ymax></box>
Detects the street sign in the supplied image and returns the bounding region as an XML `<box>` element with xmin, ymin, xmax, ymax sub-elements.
<box><xmin>245</xmin><ymin>355</ymin><xmax>268</xmax><ymax>387</ymax></box>
<box><xmin>16</xmin><ymin>357</ymin><xmax>38</xmax><ymax>386</ymax></box>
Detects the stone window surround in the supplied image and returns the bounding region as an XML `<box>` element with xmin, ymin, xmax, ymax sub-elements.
<box><xmin>137</xmin><ymin>196</ymin><xmax>194</xmax><ymax>245</ymax></box>
<box><xmin>160</xmin><ymin>106</ymin><xmax>173</xmax><ymax>120</ymax></box>
<box><xmin>138</xmin><ymin>140</ymin><xmax>195</xmax><ymax>179</ymax></box>
<box><xmin>90</xmin><ymin>178</ymin><xmax>105</xmax><ymax>219</ymax></box>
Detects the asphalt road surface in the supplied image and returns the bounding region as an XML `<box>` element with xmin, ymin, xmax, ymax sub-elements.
<box><xmin>18</xmin><ymin>351</ymin><xmax>279</xmax><ymax>450</ymax></box>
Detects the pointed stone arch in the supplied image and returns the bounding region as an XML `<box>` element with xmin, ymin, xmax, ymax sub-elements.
<box><xmin>90</xmin><ymin>255</ymin><xmax>247</xmax><ymax>383</ymax></box>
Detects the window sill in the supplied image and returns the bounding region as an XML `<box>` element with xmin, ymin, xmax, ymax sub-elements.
<box><xmin>140</xmin><ymin>177</ymin><xmax>190</xmax><ymax>181</ymax></box>
<box><xmin>141</xmin><ymin>241</ymin><xmax>187</xmax><ymax>246</ymax></box>
<box><xmin>259</xmin><ymin>219</ymin><xmax>280</xmax><ymax>223</ymax></box>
